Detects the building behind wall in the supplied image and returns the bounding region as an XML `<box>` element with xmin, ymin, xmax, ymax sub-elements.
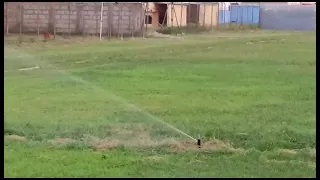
<box><xmin>144</xmin><ymin>2</ymin><xmax>218</xmax><ymax>29</ymax></box>
<box><xmin>198</xmin><ymin>3</ymin><xmax>219</xmax><ymax>27</ymax></box>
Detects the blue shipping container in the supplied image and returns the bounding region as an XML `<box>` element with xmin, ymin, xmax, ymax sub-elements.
<box><xmin>219</xmin><ymin>10</ymin><xmax>231</xmax><ymax>24</ymax></box>
<box><xmin>219</xmin><ymin>6</ymin><xmax>260</xmax><ymax>25</ymax></box>
<box><xmin>230</xmin><ymin>6</ymin><xmax>260</xmax><ymax>25</ymax></box>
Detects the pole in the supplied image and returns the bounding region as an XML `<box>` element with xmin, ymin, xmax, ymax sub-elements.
<box><xmin>37</xmin><ymin>6</ymin><xmax>40</xmax><ymax>36</ymax></box>
<box><xmin>210</xmin><ymin>3</ymin><xmax>213</xmax><ymax>29</ymax></box>
<box><xmin>203</xmin><ymin>3</ymin><xmax>206</xmax><ymax>27</ymax></box>
<box><xmin>117</xmin><ymin>3</ymin><xmax>121</xmax><ymax>39</ymax></box>
<box><xmin>99</xmin><ymin>2</ymin><xmax>104</xmax><ymax>41</ymax></box>
<box><xmin>196</xmin><ymin>4</ymin><xmax>200</xmax><ymax>27</ymax></box>
<box><xmin>223</xmin><ymin>3</ymin><xmax>226</xmax><ymax>25</ymax></box>
<box><xmin>19</xmin><ymin>2</ymin><xmax>22</xmax><ymax>38</ymax></box>
<box><xmin>129</xmin><ymin>7</ymin><xmax>133</xmax><ymax>38</ymax></box>
<box><xmin>171</xmin><ymin>2</ymin><xmax>174</xmax><ymax>27</ymax></box>
<box><xmin>120</xmin><ymin>2</ymin><xmax>124</xmax><ymax>40</ymax></box>
<box><xmin>180</xmin><ymin>2</ymin><xmax>183</xmax><ymax>27</ymax></box>
<box><xmin>96</xmin><ymin>5</ymin><xmax>99</xmax><ymax>36</ymax></box>
<box><xmin>5</xmin><ymin>2</ymin><xmax>9</xmax><ymax>35</ymax></box>
<box><xmin>141</xmin><ymin>3</ymin><xmax>146</xmax><ymax>38</ymax></box>
<box><xmin>82</xmin><ymin>5</ymin><xmax>85</xmax><ymax>37</ymax></box>
<box><xmin>53</xmin><ymin>7</ymin><xmax>56</xmax><ymax>40</ymax></box>
<box><xmin>108</xmin><ymin>3</ymin><xmax>112</xmax><ymax>41</ymax></box>
<box><xmin>68</xmin><ymin>3</ymin><xmax>71</xmax><ymax>37</ymax></box>
<box><xmin>145</xmin><ymin>2</ymin><xmax>149</xmax><ymax>36</ymax></box>
<box><xmin>140</xmin><ymin>3</ymin><xmax>144</xmax><ymax>38</ymax></box>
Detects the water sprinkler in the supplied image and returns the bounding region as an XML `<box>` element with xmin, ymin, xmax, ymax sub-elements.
<box><xmin>197</xmin><ymin>139</ymin><xmax>201</xmax><ymax>148</ymax></box>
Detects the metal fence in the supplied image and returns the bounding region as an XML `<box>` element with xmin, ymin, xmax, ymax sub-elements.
<box><xmin>218</xmin><ymin>3</ymin><xmax>316</xmax><ymax>31</ymax></box>
<box><xmin>260</xmin><ymin>4</ymin><xmax>316</xmax><ymax>31</ymax></box>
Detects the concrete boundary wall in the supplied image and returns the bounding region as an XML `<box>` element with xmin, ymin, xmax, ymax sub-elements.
<box><xmin>4</xmin><ymin>2</ymin><xmax>144</xmax><ymax>36</ymax></box>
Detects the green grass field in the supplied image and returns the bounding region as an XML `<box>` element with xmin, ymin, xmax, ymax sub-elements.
<box><xmin>4</xmin><ymin>31</ymin><xmax>316</xmax><ymax>178</ymax></box>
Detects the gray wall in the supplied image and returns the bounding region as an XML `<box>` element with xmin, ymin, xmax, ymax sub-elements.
<box><xmin>260</xmin><ymin>4</ymin><xmax>316</xmax><ymax>31</ymax></box>
<box><xmin>5</xmin><ymin>2</ymin><xmax>144</xmax><ymax>36</ymax></box>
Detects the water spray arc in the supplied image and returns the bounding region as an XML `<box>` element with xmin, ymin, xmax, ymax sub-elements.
<box><xmin>5</xmin><ymin>47</ymin><xmax>201</xmax><ymax>147</ymax></box>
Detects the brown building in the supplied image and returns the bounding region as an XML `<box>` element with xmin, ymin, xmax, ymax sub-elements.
<box><xmin>144</xmin><ymin>2</ymin><xmax>219</xmax><ymax>29</ymax></box>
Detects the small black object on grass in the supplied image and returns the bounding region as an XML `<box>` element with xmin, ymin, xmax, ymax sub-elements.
<box><xmin>197</xmin><ymin>139</ymin><xmax>201</xmax><ymax>148</ymax></box>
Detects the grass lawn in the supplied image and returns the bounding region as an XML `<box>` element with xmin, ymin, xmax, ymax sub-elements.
<box><xmin>4</xmin><ymin>31</ymin><xmax>316</xmax><ymax>178</ymax></box>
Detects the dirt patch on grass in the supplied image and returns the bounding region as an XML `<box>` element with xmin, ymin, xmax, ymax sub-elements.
<box><xmin>307</xmin><ymin>148</ymin><xmax>316</xmax><ymax>159</ymax></box>
<box><xmin>87</xmin><ymin>125</ymin><xmax>243</xmax><ymax>153</ymax></box>
<box><xmin>7</xmin><ymin>135</ymin><xmax>26</xmax><ymax>142</ymax></box>
<box><xmin>145</xmin><ymin>156</ymin><xmax>164</xmax><ymax>162</ymax></box>
<box><xmin>89</xmin><ymin>136</ymin><xmax>178</xmax><ymax>151</ymax></box>
<box><xmin>90</xmin><ymin>138</ymin><xmax>120</xmax><ymax>151</ymax></box>
<box><xmin>308</xmin><ymin>162</ymin><xmax>316</xmax><ymax>169</ymax></box>
<box><xmin>264</xmin><ymin>159</ymin><xmax>316</xmax><ymax>169</ymax></box>
<box><xmin>276</xmin><ymin>149</ymin><xmax>298</xmax><ymax>155</ymax></box>
<box><xmin>168</xmin><ymin>139</ymin><xmax>245</xmax><ymax>153</ymax></box>
<box><xmin>89</xmin><ymin>135</ymin><xmax>243</xmax><ymax>154</ymax></box>
<box><xmin>48</xmin><ymin>138</ymin><xmax>75</xmax><ymax>145</ymax></box>
<box><xmin>4</xmin><ymin>127</ymin><xmax>241</xmax><ymax>154</ymax></box>
<box><xmin>276</xmin><ymin>148</ymin><xmax>316</xmax><ymax>161</ymax></box>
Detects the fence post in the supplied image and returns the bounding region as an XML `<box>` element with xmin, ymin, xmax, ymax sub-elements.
<box><xmin>217</xmin><ymin>2</ymin><xmax>220</xmax><ymax>27</ymax></box>
<box><xmin>68</xmin><ymin>3</ymin><xmax>71</xmax><ymax>37</ymax></box>
<box><xmin>5</xmin><ymin>2</ymin><xmax>9</xmax><ymax>35</ymax></box>
<box><xmin>258</xmin><ymin>2</ymin><xmax>261</xmax><ymax>28</ymax></box>
<box><xmin>196</xmin><ymin>4</ymin><xmax>200</xmax><ymax>27</ymax></box>
<box><xmin>145</xmin><ymin>2</ymin><xmax>149</xmax><ymax>37</ymax></box>
<box><xmin>223</xmin><ymin>3</ymin><xmax>226</xmax><ymax>25</ymax></box>
<box><xmin>19</xmin><ymin>2</ymin><xmax>23</xmax><ymax>40</ymax></box>
<box><xmin>120</xmin><ymin>2</ymin><xmax>124</xmax><ymax>40</ymax></box>
<box><xmin>117</xmin><ymin>3</ymin><xmax>120</xmax><ymax>39</ymax></box>
<box><xmin>180</xmin><ymin>2</ymin><xmax>183</xmax><ymax>27</ymax></box>
<box><xmin>95</xmin><ymin>4</ymin><xmax>99</xmax><ymax>36</ymax></box>
<box><xmin>210</xmin><ymin>3</ymin><xmax>213</xmax><ymax>29</ymax></box>
<box><xmin>218</xmin><ymin>3</ymin><xmax>221</xmax><ymax>26</ymax></box>
<box><xmin>241</xmin><ymin>6</ymin><xmax>243</xmax><ymax>27</ymax></box>
<box><xmin>141</xmin><ymin>3</ymin><xmax>146</xmax><ymax>38</ymax></box>
<box><xmin>203</xmin><ymin>3</ymin><xmax>206</xmax><ymax>27</ymax></box>
<box><xmin>107</xmin><ymin>3</ymin><xmax>113</xmax><ymax>40</ymax></box>
<box><xmin>128</xmin><ymin>6</ymin><xmax>133</xmax><ymax>38</ymax></box>
<box><xmin>36</xmin><ymin>6</ymin><xmax>40</xmax><ymax>37</ymax></box>
<box><xmin>53</xmin><ymin>6</ymin><xmax>56</xmax><ymax>39</ymax></box>
<box><xmin>99</xmin><ymin>2</ymin><xmax>104</xmax><ymax>41</ymax></box>
<box><xmin>81</xmin><ymin>4</ymin><xmax>85</xmax><ymax>37</ymax></box>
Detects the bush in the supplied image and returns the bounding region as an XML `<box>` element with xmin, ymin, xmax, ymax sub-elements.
<box><xmin>216</xmin><ymin>24</ymin><xmax>259</xmax><ymax>31</ymax></box>
<box><xmin>156</xmin><ymin>24</ymin><xmax>213</xmax><ymax>35</ymax></box>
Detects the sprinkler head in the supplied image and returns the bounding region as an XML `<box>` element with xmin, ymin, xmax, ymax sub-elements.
<box><xmin>197</xmin><ymin>139</ymin><xmax>201</xmax><ymax>148</ymax></box>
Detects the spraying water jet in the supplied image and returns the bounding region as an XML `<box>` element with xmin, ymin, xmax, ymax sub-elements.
<box><xmin>5</xmin><ymin>47</ymin><xmax>198</xmax><ymax>143</ymax></box>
